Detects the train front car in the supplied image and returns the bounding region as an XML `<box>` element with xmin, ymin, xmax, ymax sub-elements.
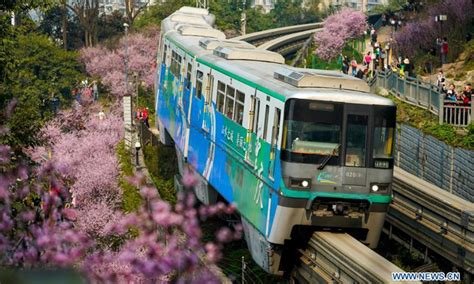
<box><xmin>267</xmin><ymin>68</ymin><xmax>396</xmax><ymax>273</ymax></box>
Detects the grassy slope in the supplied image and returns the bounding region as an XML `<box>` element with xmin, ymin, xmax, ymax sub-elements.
<box><xmin>116</xmin><ymin>140</ymin><xmax>142</xmax><ymax>212</ymax></box>
<box><xmin>385</xmin><ymin>94</ymin><xmax>474</xmax><ymax>150</ymax></box>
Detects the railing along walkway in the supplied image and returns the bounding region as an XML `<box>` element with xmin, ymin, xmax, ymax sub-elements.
<box><xmin>371</xmin><ymin>70</ymin><xmax>473</xmax><ymax>127</ymax></box>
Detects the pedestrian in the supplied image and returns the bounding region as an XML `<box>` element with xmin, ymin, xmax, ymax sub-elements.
<box><xmin>461</xmin><ymin>83</ymin><xmax>472</xmax><ymax>105</ymax></box>
<box><xmin>440</xmin><ymin>37</ymin><xmax>448</xmax><ymax>65</ymax></box>
<box><xmin>142</xmin><ymin>107</ymin><xmax>150</xmax><ymax>128</ymax></box>
<box><xmin>403</xmin><ymin>58</ymin><xmax>412</xmax><ymax>77</ymax></box>
<box><xmin>342</xmin><ymin>56</ymin><xmax>349</xmax><ymax>74</ymax></box>
<box><xmin>351</xmin><ymin>59</ymin><xmax>358</xmax><ymax>76</ymax></box>
<box><xmin>98</xmin><ymin>109</ymin><xmax>106</xmax><ymax>120</ymax></box>
<box><xmin>135</xmin><ymin>108</ymin><xmax>142</xmax><ymax>121</ymax></box>
<box><xmin>436</xmin><ymin>70</ymin><xmax>446</xmax><ymax>87</ymax></box>
<box><xmin>445</xmin><ymin>83</ymin><xmax>457</xmax><ymax>102</ymax></box>
<box><xmin>364</xmin><ymin>52</ymin><xmax>372</xmax><ymax>67</ymax></box>
<box><xmin>370</xmin><ymin>28</ymin><xmax>377</xmax><ymax>44</ymax></box>
<box><xmin>92</xmin><ymin>81</ymin><xmax>98</xmax><ymax>101</ymax></box>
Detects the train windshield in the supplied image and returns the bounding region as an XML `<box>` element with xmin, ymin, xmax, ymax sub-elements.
<box><xmin>282</xmin><ymin>99</ymin><xmax>343</xmax><ymax>164</ymax></box>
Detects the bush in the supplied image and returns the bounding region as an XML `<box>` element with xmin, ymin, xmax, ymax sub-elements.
<box><xmin>116</xmin><ymin>140</ymin><xmax>142</xmax><ymax>212</ymax></box>
<box><xmin>142</xmin><ymin>143</ymin><xmax>178</xmax><ymax>204</ymax></box>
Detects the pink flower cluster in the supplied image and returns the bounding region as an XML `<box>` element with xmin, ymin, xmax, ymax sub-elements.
<box><xmin>29</xmin><ymin>105</ymin><xmax>124</xmax><ymax>239</ymax></box>
<box><xmin>0</xmin><ymin>147</ymin><xmax>91</xmax><ymax>269</ymax></box>
<box><xmin>314</xmin><ymin>8</ymin><xmax>367</xmax><ymax>60</ymax></box>
<box><xmin>80</xmin><ymin>28</ymin><xmax>160</xmax><ymax>97</ymax></box>
<box><xmin>84</xmin><ymin>181</ymin><xmax>242</xmax><ymax>283</ymax></box>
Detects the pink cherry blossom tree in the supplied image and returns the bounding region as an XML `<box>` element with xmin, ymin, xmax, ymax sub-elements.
<box><xmin>17</xmin><ymin>102</ymin><xmax>242</xmax><ymax>281</ymax></box>
<box><xmin>80</xmin><ymin>27</ymin><xmax>159</xmax><ymax>97</ymax></box>
<box><xmin>314</xmin><ymin>8</ymin><xmax>367</xmax><ymax>61</ymax></box>
<box><xmin>394</xmin><ymin>0</ymin><xmax>473</xmax><ymax>58</ymax></box>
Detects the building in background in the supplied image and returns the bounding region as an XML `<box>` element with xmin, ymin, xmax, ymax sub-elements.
<box><xmin>251</xmin><ymin>0</ymin><xmax>275</xmax><ymax>13</ymax></box>
<box><xmin>98</xmin><ymin>0</ymin><xmax>155</xmax><ymax>16</ymax></box>
<box><xmin>251</xmin><ymin>0</ymin><xmax>387</xmax><ymax>14</ymax></box>
<box><xmin>320</xmin><ymin>0</ymin><xmax>388</xmax><ymax>12</ymax></box>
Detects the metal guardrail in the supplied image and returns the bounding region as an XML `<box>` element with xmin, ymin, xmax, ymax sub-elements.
<box><xmin>372</xmin><ymin>70</ymin><xmax>473</xmax><ymax>127</ymax></box>
<box><xmin>293</xmin><ymin>232</ymin><xmax>415</xmax><ymax>284</ymax></box>
<box><xmin>390</xmin><ymin>167</ymin><xmax>474</xmax><ymax>277</ymax></box>
<box><xmin>232</xmin><ymin>22</ymin><xmax>323</xmax><ymax>46</ymax></box>
<box><xmin>372</xmin><ymin>70</ymin><xmax>443</xmax><ymax>115</ymax></box>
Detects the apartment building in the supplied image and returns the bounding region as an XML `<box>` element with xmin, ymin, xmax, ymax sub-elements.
<box><xmin>98</xmin><ymin>0</ymin><xmax>155</xmax><ymax>16</ymax></box>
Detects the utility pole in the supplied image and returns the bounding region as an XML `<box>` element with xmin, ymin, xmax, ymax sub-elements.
<box><xmin>124</xmin><ymin>23</ymin><xmax>129</xmax><ymax>96</ymax></box>
<box><xmin>241</xmin><ymin>0</ymin><xmax>247</xmax><ymax>35</ymax></box>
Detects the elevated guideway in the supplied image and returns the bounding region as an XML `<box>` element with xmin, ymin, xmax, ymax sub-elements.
<box><xmin>257</xmin><ymin>28</ymin><xmax>321</xmax><ymax>56</ymax></box>
<box><xmin>232</xmin><ymin>22</ymin><xmax>322</xmax><ymax>47</ymax></box>
<box><xmin>293</xmin><ymin>232</ymin><xmax>419</xmax><ymax>283</ymax></box>
<box><xmin>389</xmin><ymin>167</ymin><xmax>474</xmax><ymax>275</ymax></box>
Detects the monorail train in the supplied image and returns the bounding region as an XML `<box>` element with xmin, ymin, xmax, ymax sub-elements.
<box><xmin>155</xmin><ymin>7</ymin><xmax>396</xmax><ymax>275</ymax></box>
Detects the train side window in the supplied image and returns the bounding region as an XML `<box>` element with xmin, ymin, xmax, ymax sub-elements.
<box><xmin>170</xmin><ymin>50</ymin><xmax>182</xmax><ymax>77</ymax></box>
<box><xmin>185</xmin><ymin>63</ymin><xmax>192</xmax><ymax>90</ymax></box>
<box><xmin>234</xmin><ymin>90</ymin><xmax>245</xmax><ymax>125</ymax></box>
<box><xmin>225</xmin><ymin>86</ymin><xmax>235</xmax><ymax>119</ymax></box>
<box><xmin>196</xmin><ymin>70</ymin><xmax>203</xmax><ymax>99</ymax></box>
<box><xmin>263</xmin><ymin>105</ymin><xmax>270</xmax><ymax>140</ymax></box>
<box><xmin>162</xmin><ymin>44</ymin><xmax>168</xmax><ymax>65</ymax></box>
<box><xmin>217</xmin><ymin>81</ymin><xmax>226</xmax><ymax>113</ymax></box>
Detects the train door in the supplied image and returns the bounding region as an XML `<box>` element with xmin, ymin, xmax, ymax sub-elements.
<box><xmin>245</xmin><ymin>91</ymin><xmax>259</xmax><ymax>165</ymax></box>
<box><xmin>342</xmin><ymin>104</ymin><xmax>371</xmax><ymax>186</ymax></box>
<box><xmin>182</xmin><ymin>56</ymin><xmax>193</xmax><ymax>121</ymax></box>
<box><xmin>254</xmin><ymin>91</ymin><xmax>283</xmax><ymax>180</ymax></box>
<box><xmin>253</xmin><ymin>90</ymin><xmax>271</xmax><ymax>176</ymax></box>
<box><xmin>268</xmin><ymin>106</ymin><xmax>282</xmax><ymax>179</ymax></box>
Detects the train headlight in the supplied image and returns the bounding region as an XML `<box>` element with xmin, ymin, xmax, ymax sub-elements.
<box><xmin>290</xmin><ymin>178</ymin><xmax>312</xmax><ymax>189</ymax></box>
<box><xmin>370</xmin><ymin>183</ymin><xmax>390</xmax><ymax>193</ymax></box>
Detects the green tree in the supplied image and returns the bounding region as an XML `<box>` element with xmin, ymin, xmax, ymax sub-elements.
<box><xmin>0</xmin><ymin>33</ymin><xmax>82</xmax><ymax>149</ymax></box>
<box><xmin>133</xmin><ymin>0</ymin><xmax>194</xmax><ymax>29</ymax></box>
<box><xmin>97</xmin><ymin>10</ymin><xmax>126</xmax><ymax>45</ymax></box>
<box><xmin>38</xmin><ymin>5</ymin><xmax>86</xmax><ymax>50</ymax></box>
<box><xmin>246</xmin><ymin>6</ymin><xmax>275</xmax><ymax>33</ymax></box>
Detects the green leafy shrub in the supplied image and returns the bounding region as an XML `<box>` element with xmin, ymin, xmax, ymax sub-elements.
<box><xmin>142</xmin><ymin>143</ymin><xmax>178</xmax><ymax>204</ymax></box>
<box><xmin>387</xmin><ymin>95</ymin><xmax>473</xmax><ymax>150</ymax></box>
<box><xmin>116</xmin><ymin>140</ymin><xmax>142</xmax><ymax>212</ymax></box>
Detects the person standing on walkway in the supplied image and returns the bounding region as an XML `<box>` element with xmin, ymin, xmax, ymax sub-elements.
<box><xmin>342</xmin><ymin>56</ymin><xmax>349</xmax><ymax>74</ymax></box>
<box><xmin>370</xmin><ymin>27</ymin><xmax>377</xmax><ymax>44</ymax></box>
<box><xmin>436</xmin><ymin>70</ymin><xmax>446</xmax><ymax>87</ymax></box>
<box><xmin>364</xmin><ymin>52</ymin><xmax>372</xmax><ymax>67</ymax></box>
<box><xmin>403</xmin><ymin>58</ymin><xmax>413</xmax><ymax>77</ymax></box>
<box><xmin>142</xmin><ymin>107</ymin><xmax>150</xmax><ymax>128</ymax></box>
<box><xmin>92</xmin><ymin>81</ymin><xmax>98</xmax><ymax>101</ymax></box>
<box><xmin>461</xmin><ymin>83</ymin><xmax>472</xmax><ymax>105</ymax></box>
<box><xmin>351</xmin><ymin>59</ymin><xmax>358</xmax><ymax>76</ymax></box>
<box><xmin>440</xmin><ymin>37</ymin><xmax>448</xmax><ymax>65</ymax></box>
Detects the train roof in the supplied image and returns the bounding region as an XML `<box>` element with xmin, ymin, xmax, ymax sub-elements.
<box><xmin>161</xmin><ymin>7</ymin><xmax>395</xmax><ymax>107</ymax></box>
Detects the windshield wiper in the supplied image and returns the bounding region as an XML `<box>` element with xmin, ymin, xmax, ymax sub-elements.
<box><xmin>317</xmin><ymin>144</ymin><xmax>340</xmax><ymax>171</ymax></box>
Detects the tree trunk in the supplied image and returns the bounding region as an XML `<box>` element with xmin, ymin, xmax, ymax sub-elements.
<box><xmin>62</xmin><ymin>3</ymin><xmax>68</xmax><ymax>50</ymax></box>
